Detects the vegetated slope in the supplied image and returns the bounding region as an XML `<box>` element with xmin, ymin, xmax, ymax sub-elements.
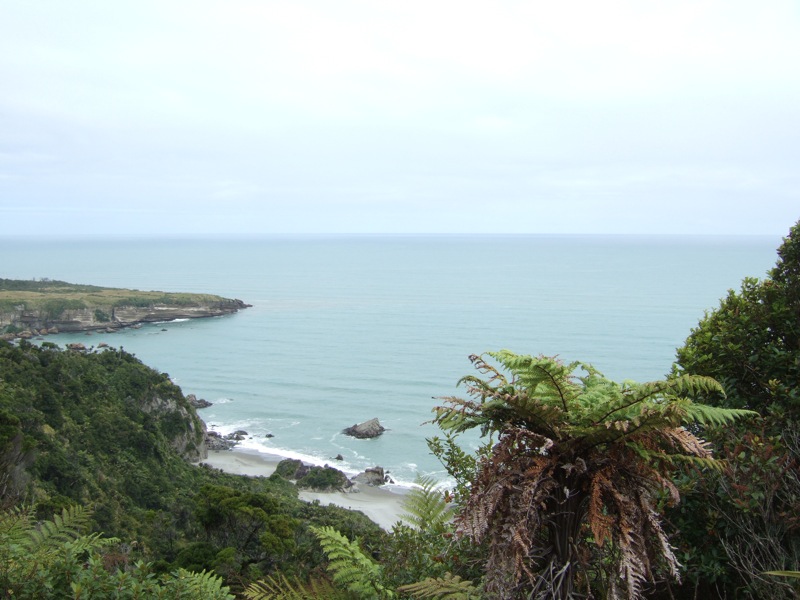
<box><xmin>0</xmin><ymin>340</ymin><xmax>383</xmax><ymax>589</ymax></box>
<box><xmin>0</xmin><ymin>278</ymin><xmax>250</xmax><ymax>336</ymax></box>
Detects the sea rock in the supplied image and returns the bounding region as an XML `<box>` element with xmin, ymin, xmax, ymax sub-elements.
<box><xmin>353</xmin><ymin>466</ymin><xmax>389</xmax><ymax>487</ymax></box>
<box><xmin>186</xmin><ymin>394</ymin><xmax>213</xmax><ymax>409</ymax></box>
<box><xmin>342</xmin><ymin>417</ymin><xmax>385</xmax><ymax>439</ymax></box>
<box><xmin>205</xmin><ymin>430</ymin><xmax>237</xmax><ymax>451</ymax></box>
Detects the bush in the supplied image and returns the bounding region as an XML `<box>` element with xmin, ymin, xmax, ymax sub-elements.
<box><xmin>295</xmin><ymin>466</ymin><xmax>350</xmax><ymax>492</ymax></box>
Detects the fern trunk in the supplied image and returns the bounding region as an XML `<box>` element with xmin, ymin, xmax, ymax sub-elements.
<box><xmin>541</xmin><ymin>478</ymin><xmax>588</xmax><ymax>599</ymax></box>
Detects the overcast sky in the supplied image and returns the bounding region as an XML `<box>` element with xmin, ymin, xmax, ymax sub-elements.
<box><xmin>1</xmin><ymin>1</ymin><xmax>798</xmax><ymax>236</ymax></box>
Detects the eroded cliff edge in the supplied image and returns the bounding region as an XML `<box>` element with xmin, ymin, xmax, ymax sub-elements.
<box><xmin>0</xmin><ymin>278</ymin><xmax>250</xmax><ymax>339</ymax></box>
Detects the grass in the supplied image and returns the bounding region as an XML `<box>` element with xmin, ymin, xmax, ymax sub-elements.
<box><xmin>0</xmin><ymin>278</ymin><xmax>236</xmax><ymax>311</ymax></box>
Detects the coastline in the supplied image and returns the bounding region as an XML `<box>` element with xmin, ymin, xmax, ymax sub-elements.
<box><xmin>200</xmin><ymin>447</ymin><xmax>410</xmax><ymax>531</ymax></box>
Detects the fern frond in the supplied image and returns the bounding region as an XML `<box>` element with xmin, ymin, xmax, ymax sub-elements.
<box><xmin>311</xmin><ymin>526</ymin><xmax>394</xmax><ymax>598</ymax></box>
<box><xmin>24</xmin><ymin>505</ymin><xmax>92</xmax><ymax>553</ymax></box>
<box><xmin>0</xmin><ymin>505</ymin><xmax>35</xmax><ymax>545</ymax></box>
<box><xmin>164</xmin><ymin>569</ymin><xmax>234</xmax><ymax>599</ymax></box>
<box><xmin>682</xmin><ymin>402</ymin><xmax>757</xmax><ymax>427</ymax></box>
<box><xmin>64</xmin><ymin>531</ymin><xmax>120</xmax><ymax>556</ymax></box>
<box><xmin>400</xmin><ymin>476</ymin><xmax>453</xmax><ymax>531</ymax></box>
<box><xmin>398</xmin><ymin>572</ymin><xmax>480</xmax><ymax>599</ymax></box>
<box><xmin>244</xmin><ymin>573</ymin><xmax>354</xmax><ymax>599</ymax></box>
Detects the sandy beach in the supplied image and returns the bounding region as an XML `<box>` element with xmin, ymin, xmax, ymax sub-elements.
<box><xmin>200</xmin><ymin>448</ymin><xmax>410</xmax><ymax>530</ymax></box>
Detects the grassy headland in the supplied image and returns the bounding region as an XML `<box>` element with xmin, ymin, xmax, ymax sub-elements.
<box><xmin>0</xmin><ymin>278</ymin><xmax>250</xmax><ymax>336</ymax></box>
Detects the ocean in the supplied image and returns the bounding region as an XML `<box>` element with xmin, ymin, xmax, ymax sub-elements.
<box><xmin>0</xmin><ymin>234</ymin><xmax>783</xmax><ymax>486</ymax></box>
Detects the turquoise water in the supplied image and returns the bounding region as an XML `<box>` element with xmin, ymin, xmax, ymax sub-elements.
<box><xmin>1</xmin><ymin>235</ymin><xmax>782</xmax><ymax>485</ymax></box>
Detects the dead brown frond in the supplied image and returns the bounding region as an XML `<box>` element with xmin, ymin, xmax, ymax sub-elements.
<box><xmin>662</xmin><ymin>426</ymin><xmax>713</xmax><ymax>458</ymax></box>
<box><xmin>588</xmin><ymin>469</ymin><xmax>614</xmax><ymax>548</ymax></box>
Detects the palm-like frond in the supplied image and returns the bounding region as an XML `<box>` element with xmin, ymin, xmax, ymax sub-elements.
<box><xmin>397</xmin><ymin>572</ymin><xmax>480</xmax><ymax>599</ymax></box>
<box><xmin>24</xmin><ymin>504</ymin><xmax>94</xmax><ymax>552</ymax></box>
<box><xmin>0</xmin><ymin>505</ymin><xmax>35</xmax><ymax>544</ymax></box>
<box><xmin>164</xmin><ymin>569</ymin><xmax>234</xmax><ymax>599</ymax></box>
<box><xmin>311</xmin><ymin>525</ymin><xmax>394</xmax><ymax>599</ymax></box>
<box><xmin>400</xmin><ymin>476</ymin><xmax>453</xmax><ymax>531</ymax></box>
<box><xmin>244</xmin><ymin>573</ymin><xmax>353</xmax><ymax>600</ymax></box>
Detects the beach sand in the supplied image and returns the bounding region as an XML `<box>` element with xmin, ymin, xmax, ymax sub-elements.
<box><xmin>200</xmin><ymin>448</ymin><xmax>410</xmax><ymax>530</ymax></box>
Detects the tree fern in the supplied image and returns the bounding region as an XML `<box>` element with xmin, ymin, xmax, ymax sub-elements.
<box><xmin>311</xmin><ymin>525</ymin><xmax>394</xmax><ymax>599</ymax></box>
<box><xmin>432</xmin><ymin>351</ymin><xmax>757</xmax><ymax>600</ymax></box>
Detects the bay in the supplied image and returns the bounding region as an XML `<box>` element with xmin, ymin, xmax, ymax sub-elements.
<box><xmin>0</xmin><ymin>234</ymin><xmax>782</xmax><ymax>485</ymax></box>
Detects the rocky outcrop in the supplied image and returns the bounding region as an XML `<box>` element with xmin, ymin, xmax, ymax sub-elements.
<box><xmin>186</xmin><ymin>394</ymin><xmax>212</xmax><ymax>409</ymax></box>
<box><xmin>353</xmin><ymin>466</ymin><xmax>392</xmax><ymax>486</ymax></box>
<box><xmin>274</xmin><ymin>459</ymin><xmax>353</xmax><ymax>492</ymax></box>
<box><xmin>342</xmin><ymin>418</ymin><xmax>385</xmax><ymax>439</ymax></box>
<box><xmin>204</xmin><ymin>429</ymin><xmax>248</xmax><ymax>451</ymax></box>
<box><xmin>0</xmin><ymin>299</ymin><xmax>250</xmax><ymax>338</ymax></box>
<box><xmin>140</xmin><ymin>394</ymin><xmax>208</xmax><ymax>462</ymax></box>
<box><xmin>205</xmin><ymin>431</ymin><xmax>236</xmax><ymax>451</ymax></box>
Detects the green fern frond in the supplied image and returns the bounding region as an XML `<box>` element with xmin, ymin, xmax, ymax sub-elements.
<box><xmin>165</xmin><ymin>568</ymin><xmax>234</xmax><ymax>599</ymax></box>
<box><xmin>0</xmin><ymin>505</ymin><xmax>35</xmax><ymax>545</ymax></box>
<box><xmin>682</xmin><ymin>402</ymin><xmax>757</xmax><ymax>427</ymax></box>
<box><xmin>24</xmin><ymin>504</ymin><xmax>92</xmax><ymax>553</ymax></box>
<box><xmin>244</xmin><ymin>573</ymin><xmax>355</xmax><ymax>599</ymax></box>
<box><xmin>400</xmin><ymin>476</ymin><xmax>453</xmax><ymax>531</ymax></box>
<box><xmin>65</xmin><ymin>531</ymin><xmax>120</xmax><ymax>556</ymax></box>
<box><xmin>311</xmin><ymin>525</ymin><xmax>394</xmax><ymax>599</ymax></box>
<box><xmin>655</xmin><ymin>453</ymin><xmax>729</xmax><ymax>472</ymax></box>
<box><xmin>397</xmin><ymin>572</ymin><xmax>480</xmax><ymax>599</ymax></box>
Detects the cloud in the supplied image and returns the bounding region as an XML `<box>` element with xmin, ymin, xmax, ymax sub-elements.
<box><xmin>0</xmin><ymin>0</ymin><xmax>798</xmax><ymax>236</ymax></box>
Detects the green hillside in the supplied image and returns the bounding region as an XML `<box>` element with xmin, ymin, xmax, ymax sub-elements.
<box><xmin>0</xmin><ymin>340</ymin><xmax>383</xmax><ymax>596</ymax></box>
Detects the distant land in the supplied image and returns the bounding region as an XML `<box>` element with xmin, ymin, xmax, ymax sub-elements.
<box><xmin>0</xmin><ymin>278</ymin><xmax>250</xmax><ymax>339</ymax></box>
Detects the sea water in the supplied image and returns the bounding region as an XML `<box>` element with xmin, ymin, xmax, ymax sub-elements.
<box><xmin>0</xmin><ymin>234</ymin><xmax>782</xmax><ymax>486</ymax></box>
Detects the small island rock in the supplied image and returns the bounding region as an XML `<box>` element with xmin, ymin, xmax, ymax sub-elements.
<box><xmin>342</xmin><ymin>417</ymin><xmax>385</xmax><ymax>439</ymax></box>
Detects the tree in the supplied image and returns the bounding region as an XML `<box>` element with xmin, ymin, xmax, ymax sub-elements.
<box><xmin>672</xmin><ymin>219</ymin><xmax>800</xmax><ymax>598</ymax></box>
<box><xmin>432</xmin><ymin>351</ymin><xmax>753</xmax><ymax>599</ymax></box>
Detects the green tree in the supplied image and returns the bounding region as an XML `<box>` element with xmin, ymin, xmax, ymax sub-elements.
<box><xmin>672</xmin><ymin>219</ymin><xmax>800</xmax><ymax>598</ymax></box>
<box><xmin>675</xmin><ymin>221</ymin><xmax>800</xmax><ymax>421</ymax></box>
<box><xmin>432</xmin><ymin>351</ymin><xmax>753</xmax><ymax>600</ymax></box>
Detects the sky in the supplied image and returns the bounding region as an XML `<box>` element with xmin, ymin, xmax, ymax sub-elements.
<box><xmin>0</xmin><ymin>1</ymin><xmax>798</xmax><ymax>236</ymax></box>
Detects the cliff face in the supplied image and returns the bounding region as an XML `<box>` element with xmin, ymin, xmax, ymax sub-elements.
<box><xmin>139</xmin><ymin>394</ymin><xmax>209</xmax><ymax>462</ymax></box>
<box><xmin>1</xmin><ymin>298</ymin><xmax>249</xmax><ymax>337</ymax></box>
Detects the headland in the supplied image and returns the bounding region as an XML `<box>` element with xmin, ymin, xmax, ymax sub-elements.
<box><xmin>0</xmin><ymin>278</ymin><xmax>250</xmax><ymax>340</ymax></box>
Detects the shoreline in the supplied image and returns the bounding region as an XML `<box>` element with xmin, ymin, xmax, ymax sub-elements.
<box><xmin>200</xmin><ymin>447</ymin><xmax>411</xmax><ymax>531</ymax></box>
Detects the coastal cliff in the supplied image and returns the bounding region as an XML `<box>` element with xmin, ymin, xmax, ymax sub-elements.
<box><xmin>0</xmin><ymin>278</ymin><xmax>250</xmax><ymax>338</ymax></box>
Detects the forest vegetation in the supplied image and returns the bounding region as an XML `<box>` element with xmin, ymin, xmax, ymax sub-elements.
<box><xmin>1</xmin><ymin>219</ymin><xmax>799</xmax><ymax>598</ymax></box>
